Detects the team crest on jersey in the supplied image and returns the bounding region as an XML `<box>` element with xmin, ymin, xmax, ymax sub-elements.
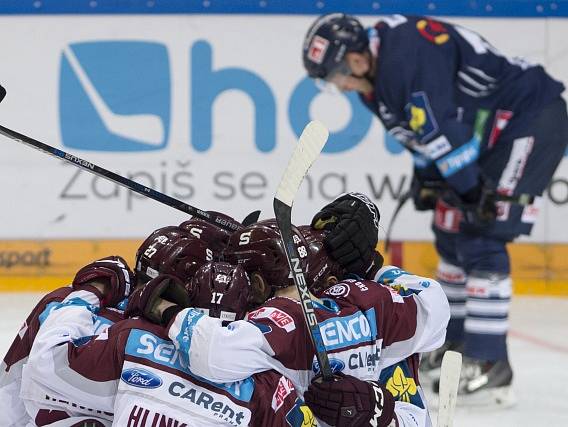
<box><xmin>247</xmin><ymin>307</ymin><xmax>296</xmax><ymax>332</ymax></box>
<box><xmin>416</xmin><ymin>19</ymin><xmax>450</xmax><ymax>45</ymax></box>
<box><xmin>405</xmin><ymin>92</ymin><xmax>438</xmax><ymax>142</ymax></box>
<box><xmin>324</xmin><ymin>283</ymin><xmax>350</xmax><ymax>298</ymax></box>
<box><xmin>307</xmin><ymin>35</ymin><xmax>329</xmax><ymax>64</ymax></box>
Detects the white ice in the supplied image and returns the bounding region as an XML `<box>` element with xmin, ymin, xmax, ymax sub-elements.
<box><xmin>0</xmin><ymin>293</ymin><xmax>567</xmax><ymax>426</ymax></box>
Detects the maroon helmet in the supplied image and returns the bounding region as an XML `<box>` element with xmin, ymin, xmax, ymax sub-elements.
<box><xmin>179</xmin><ymin>211</ymin><xmax>239</xmax><ymax>256</ymax></box>
<box><xmin>224</xmin><ymin>219</ymin><xmax>342</xmax><ymax>292</ymax></box>
<box><xmin>298</xmin><ymin>225</ymin><xmax>345</xmax><ymax>293</ymax></box>
<box><xmin>135</xmin><ymin>225</ymin><xmax>212</xmax><ymax>286</ymax></box>
<box><xmin>188</xmin><ymin>261</ymin><xmax>251</xmax><ymax>323</ymax></box>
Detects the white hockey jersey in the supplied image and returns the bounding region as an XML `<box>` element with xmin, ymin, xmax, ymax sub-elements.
<box><xmin>167</xmin><ymin>266</ymin><xmax>450</xmax><ymax>426</ymax></box>
<box><xmin>20</xmin><ymin>290</ymin><xmax>309</xmax><ymax>427</ymax></box>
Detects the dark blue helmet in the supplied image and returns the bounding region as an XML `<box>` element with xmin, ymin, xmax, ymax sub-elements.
<box><xmin>302</xmin><ymin>13</ymin><xmax>368</xmax><ymax>80</ymax></box>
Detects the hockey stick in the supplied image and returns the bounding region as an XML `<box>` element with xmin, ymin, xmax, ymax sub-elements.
<box><xmin>0</xmin><ymin>124</ymin><xmax>242</xmax><ymax>232</ymax></box>
<box><xmin>437</xmin><ymin>350</ymin><xmax>462</xmax><ymax>427</ymax></box>
<box><xmin>273</xmin><ymin>120</ymin><xmax>333</xmax><ymax>381</ymax></box>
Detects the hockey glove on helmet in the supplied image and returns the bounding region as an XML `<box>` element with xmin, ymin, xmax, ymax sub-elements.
<box><xmin>125</xmin><ymin>274</ymin><xmax>190</xmax><ymax>325</ymax></box>
<box><xmin>72</xmin><ymin>256</ymin><xmax>134</xmax><ymax>308</ymax></box>
<box><xmin>312</xmin><ymin>192</ymin><xmax>383</xmax><ymax>278</ymax></box>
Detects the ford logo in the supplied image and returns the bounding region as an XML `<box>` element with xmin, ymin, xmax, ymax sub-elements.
<box><xmin>121</xmin><ymin>368</ymin><xmax>163</xmax><ymax>389</ymax></box>
<box><xmin>312</xmin><ymin>358</ymin><xmax>345</xmax><ymax>374</ymax></box>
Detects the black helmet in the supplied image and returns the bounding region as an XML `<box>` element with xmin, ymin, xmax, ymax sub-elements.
<box><xmin>302</xmin><ymin>13</ymin><xmax>368</xmax><ymax>79</ymax></box>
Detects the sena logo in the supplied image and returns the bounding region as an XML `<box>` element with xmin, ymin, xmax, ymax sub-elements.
<box><xmin>121</xmin><ymin>368</ymin><xmax>163</xmax><ymax>389</ymax></box>
<box><xmin>248</xmin><ymin>307</ymin><xmax>296</xmax><ymax>332</ymax></box>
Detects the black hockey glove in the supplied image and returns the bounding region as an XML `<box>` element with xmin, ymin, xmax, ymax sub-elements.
<box><xmin>304</xmin><ymin>373</ymin><xmax>395</xmax><ymax>427</ymax></box>
<box><xmin>72</xmin><ymin>256</ymin><xmax>134</xmax><ymax>308</ymax></box>
<box><xmin>411</xmin><ymin>174</ymin><xmax>444</xmax><ymax>211</ymax></box>
<box><xmin>312</xmin><ymin>193</ymin><xmax>383</xmax><ymax>278</ymax></box>
<box><xmin>459</xmin><ymin>184</ymin><xmax>498</xmax><ymax>228</ymax></box>
<box><xmin>125</xmin><ymin>274</ymin><xmax>190</xmax><ymax>325</ymax></box>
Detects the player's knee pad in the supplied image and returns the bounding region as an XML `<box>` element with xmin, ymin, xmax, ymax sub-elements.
<box><xmin>456</xmin><ymin>234</ymin><xmax>510</xmax><ymax>274</ymax></box>
<box><xmin>437</xmin><ymin>259</ymin><xmax>467</xmax><ymax>320</ymax></box>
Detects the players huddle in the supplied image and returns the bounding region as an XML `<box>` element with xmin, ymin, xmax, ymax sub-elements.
<box><xmin>1</xmin><ymin>192</ymin><xmax>450</xmax><ymax>426</ymax></box>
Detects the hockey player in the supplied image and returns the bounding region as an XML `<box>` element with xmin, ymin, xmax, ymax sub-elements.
<box><xmin>158</xmin><ymin>219</ymin><xmax>449</xmax><ymax>426</ymax></box>
<box><xmin>4</xmin><ymin>219</ymin><xmax>220</xmax><ymax>426</ymax></box>
<box><xmin>21</xmin><ymin>260</ymin><xmax>311</xmax><ymax>426</ymax></box>
<box><xmin>0</xmin><ymin>255</ymin><xmax>133</xmax><ymax>427</ymax></box>
<box><xmin>302</xmin><ymin>13</ymin><xmax>568</xmax><ymax>403</ymax></box>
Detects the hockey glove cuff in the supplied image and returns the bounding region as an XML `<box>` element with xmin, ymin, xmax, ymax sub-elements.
<box><xmin>73</xmin><ymin>256</ymin><xmax>134</xmax><ymax>308</ymax></box>
<box><xmin>304</xmin><ymin>373</ymin><xmax>395</xmax><ymax>427</ymax></box>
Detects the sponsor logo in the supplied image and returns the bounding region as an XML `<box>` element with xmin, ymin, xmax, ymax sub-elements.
<box><xmin>436</xmin><ymin>137</ymin><xmax>480</xmax><ymax>177</ymax></box>
<box><xmin>348</xmin><ymin>347</ymin><xmax>381</xmax><ymax>371</ymax></box>
<box><xmin>417</xmin><ymin>135</ymin><xmax>452</xmax><ymax>160</ymax></box>
<box><xmin>127</xmin><ymin>405</ymin><xmax>186</xmax><ymax>427</ymax></box>
<box><xmin>488</xmin><ymin>110</ymin><xmax>513</xmax><ymax>148</ymax></box>
<box><xmin>248</xmin><ymin>307</ymin><xmax>296</xmax><ymax>332</ymax></box>
<box><xmin>126</xmin><ymin>330</ymin><xmax>255</xmax><ymax>401</ymax></box>
<box><xmin>318</xmin><ymin>308</ymin><xmax>377</xmax><ymax>351</ymax></box>
<box><xmin>121</xmin><ymin>368</ymin><xmax>163</xmax><ymax>389</ymax></box>
<box><xmin>377</xmin><ymin>268</ymin><xmax>408</xmax><ymax>284</ymax></box>
<box><xmin>325</xmin><ymin>283</ymin><xmax>350</xmax><ymax>297</ymax></box>
<box><xmin>307</xmin><ymin>35</ymin><xmax>329</xmax><ymax>64</ymax></box>
<box><xmin>271</xmin><ymin>376</ymin><xmax>295</xmax><ymax>412</ymax></box>
<box><xmin>385</xmin><ymin>366</ymin><xmax>418</xmax><ymax>403</ymax></box>
<box><xmin>0</xmin><ymin>248</ymin><xmax>51</xmax><ymax>269</ymax></box>
<box><xmin>370</xmin><ymin>383</ymin><xmax>385</xmax><ymax>427</ymax></box>
<box><xmin>381</xmin><ymin>284</ymin><xmax>404</xmax><ymax>303</ymax></box>
<box><xmin>60</xmin><ymin>41</ymin><xmax>169</xmax><ymax>152</ymax></box>
<box><xmin>312</xmin><ymin>357</ymin><xmax>346</xmax><ymax>375</ymax></box>
<box><xmin>434</xmin><ymin>199</ymin><xmax>463</xmax><ymax>233</ymax></box>
<box><xmin>169</xmin><ymin>381</ymin><xmax>247</xmax><ymax>426</ymax></box>
<box><xmin>416</xmin><ymin>19</ymin><xmax>450</xmax><ymax>45</ymax></box>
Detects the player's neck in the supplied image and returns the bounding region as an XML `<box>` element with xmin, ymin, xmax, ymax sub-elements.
<box><xmin>274</xmin><ymin>286</ymin><xmax>321</xmax><ymax>304</ymax></box>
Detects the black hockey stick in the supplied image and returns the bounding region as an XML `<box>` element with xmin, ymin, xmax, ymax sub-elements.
<box><xmin>0</xmin><ymin>123</ymin><xmax>242</xmax><ymax>232</ymax></box>
<box><xmin>384</xmin><ymin>186</ymin><xmax>536</xmax><ymax>252</ymax></box>
<box><xmin>273</xmin><ymin>120</ymin><xmax>333</xmax><ymax>381</ymax></box>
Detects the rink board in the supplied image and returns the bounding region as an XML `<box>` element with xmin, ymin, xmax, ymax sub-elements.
<box><xmin>0</xmin><ymin>239</ymin><xmax>567</xmax><ymax>295</ymax></box>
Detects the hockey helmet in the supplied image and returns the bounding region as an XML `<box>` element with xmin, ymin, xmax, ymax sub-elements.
<box><xmin>188</xmin><ymin>261</ymin><xmax>251</xmax><ymax>324</ymax></box>
<box><xmin>303</xmin><ymin>13</ymin><xmax>368</xmax><ymax>80</ymax></box>
<box><xmin>135</xmin><ymin>225</ymin><xmax>212</xmax><ymax>286</ymax></box>
<box><xmin>224</xmin><ymin>219</ymin><xmax>341</xmax><ymax>292</ymax></box>
<box><xmin>297</xmin><ymin>225</ymin><xmax>345</xmax><ymax>293</ymax></box>
<box><xmin>179</xmin><ymin>211</ymin><xmax>240</xmax><ymax>256</ymax></box>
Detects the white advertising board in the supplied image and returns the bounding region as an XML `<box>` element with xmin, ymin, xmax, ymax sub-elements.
<box><xmin>0</xmin><ymin>15</ymin><xmax>566</xmax><ymax>241</ymax></box>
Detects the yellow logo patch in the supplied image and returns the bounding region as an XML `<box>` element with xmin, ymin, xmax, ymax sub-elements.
<box><xmin>299</xmin><ymin>405</ymin><xmax>316</xmax><ymax>426</ymax></box>
<box><xmin>386</xmin><ymin>366</ymin><xmax>417</xmax><ymax>403</ymax></box>
<box><xmin>313</xmin><ymin>216</ymin><xmax>337</xmax><ymax>230</ymax></box>
<box><xmin>409</xmin><ymin>105</ymin><xmax>427</xmax><ymax>133</ymax></box>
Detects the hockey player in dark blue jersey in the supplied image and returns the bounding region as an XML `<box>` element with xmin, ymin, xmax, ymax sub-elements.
<box><xmin>302</xmin><ymin>13</ymin><xmax>568</xmax><ymax>405</ymax></box>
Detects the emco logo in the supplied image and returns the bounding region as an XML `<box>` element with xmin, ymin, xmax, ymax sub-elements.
<box><xmin>59</xmin><ymin>41</ymin><xmax>170</xmax><ymax>152</ymax></box>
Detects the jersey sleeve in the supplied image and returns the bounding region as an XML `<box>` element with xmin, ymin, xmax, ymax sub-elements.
<box><xmin>372</xmin><ymin>266</ymin><xmax>450</xmax><ymax>368</ymax></box>
<box><xmin>20</xmin><ymin>290</ymin><xmax>124</xmax><ymax>418</ymax></box>
<box><xmin>167</xmin><ymin>299</ymin><xmax>312</xmax><ymax>388</ymax></box>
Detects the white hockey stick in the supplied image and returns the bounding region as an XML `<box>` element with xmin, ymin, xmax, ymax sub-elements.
<box><xmin>273</xmin><ymin>120</ymin><xmax>333</xmax><ymax>380</ymax></box>
<box><xmin>437</xmin><ymin>350</ymin><xmax>462</xmax><ymax>427</ymax></box>
<box><xmin>64</xmin><ymin>46</ymin><xmax>165</xmax><ymax>146</ymax></box>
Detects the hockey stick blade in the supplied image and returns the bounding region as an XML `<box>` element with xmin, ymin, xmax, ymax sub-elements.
<box><xmin>273</xmin><ymin>120</ymin><xmax>332</xmax><ymax>380</ymax></box>
<box><xmin>437</xmin><ymin>350</ymin><xmax>462</xmax><ymax>427</ymax></box>
<box><xmin>0</xmin><ymin>123</ymin><xmax>242</xmax><ymax>232</ymax></box>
